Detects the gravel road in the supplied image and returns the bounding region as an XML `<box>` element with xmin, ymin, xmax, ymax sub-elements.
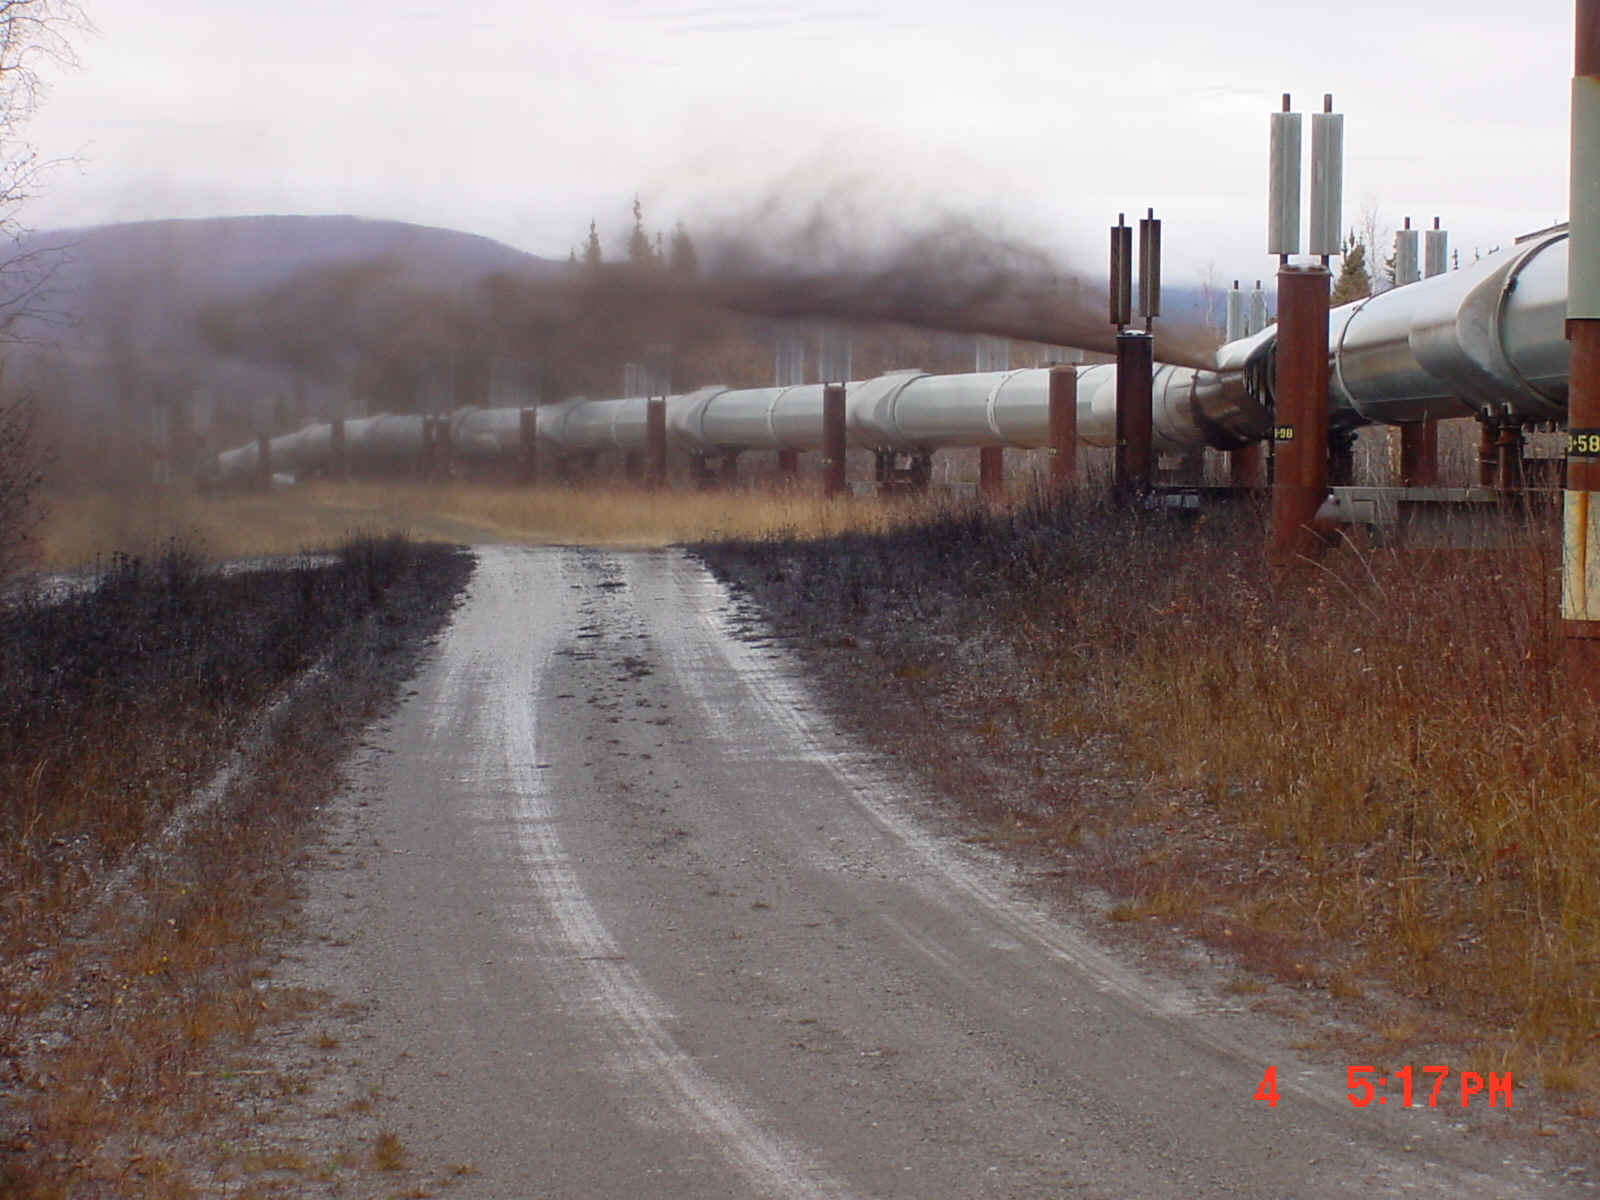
<box><xmin>289</xmin><ymin>544</ymin><xmax>1579</xmax><ymax>1198</ymax></box>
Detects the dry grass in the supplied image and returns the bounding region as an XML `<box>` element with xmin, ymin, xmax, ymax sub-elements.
<box><xmin>0</xmin><ymin>534</ymin><xmax>472</xmax><ymax>1196</ymax></box>
<box><xmin>32</xmin><ymin>479</ymin><xmax>939</xmax><ymax>569</ymax></box>
<box><xmin>699</xmin><ymin>492</ymin><xmax>1600</xmax><ymax>1090</ymax></box>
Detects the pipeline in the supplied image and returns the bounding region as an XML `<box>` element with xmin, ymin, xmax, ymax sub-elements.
<box><xmin>205</xmin><ymin>230</ymin><xmax>1573</xmax><ymax>487</ymax></box>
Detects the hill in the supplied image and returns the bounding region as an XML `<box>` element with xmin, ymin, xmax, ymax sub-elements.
<box><xmin>14</xmin><ymin>214</ymin><xmax>561</xmax><ymax>351</ymax></box>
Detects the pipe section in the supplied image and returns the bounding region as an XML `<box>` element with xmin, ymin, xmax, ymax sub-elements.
<box><xmin>205</xmin><ymin>233</ymin><xmax>1583</xmax><ymax>491</ymax></box>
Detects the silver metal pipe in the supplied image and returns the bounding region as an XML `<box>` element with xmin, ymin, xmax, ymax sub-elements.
<box><xmin>206</xmin><ymin>229</ymin><xmax>1577</xmax><ymax>485</ymax></box>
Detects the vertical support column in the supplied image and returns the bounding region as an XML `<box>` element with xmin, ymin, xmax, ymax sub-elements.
<box><xmin>256</xmin><ymin>434</ymin><xmax>271</xmax><ymax>491</ymax></box>
<box><xmin>1477</xmin><ymin>420</ymin><xmax>1499</xmax><ymax>487</ymax></box>
<box><xmin>645</xmin><ymin>398</ymin><xmax>667</xmax><ymax>489</ymax></box>
<box><xmin>1399</xmin><ymin>418</ymin><xmax>1438</xmax><ymax>486</ymax></box>
<box><xmin>1047</xmin><ymin>365</ymin><xmax>1077</xmax><ymax>489</ymax></box>
<box><xmin>978</xmin><ymin>446</ymin><xmax>1005</xmax><ymax>501</ymax></box>
<box><xmin>1497</xmin><ymin>425</ymin><xmax>1525</xmax><ymax>495</ymax></box>
<box><xmin>776</xmin><ymin>448</ymin><xmax>799</xmax><ymax>480</ymax></box>
<box><xmin>1567</xmin><ymin>0</ymin><xmax>1600</xmax><ymax>696</ymax></box>
<box><xmin>330</xmin><ymin>418</ymin><xmax>347</xmax><ymax>482</ymax></box>
<box><xmin>910</xmin><ymin>452</ymin><xmax>933</xmax><ymax>493</ymax></box>
<box><xmin>1114</xmin><ymin>331</ymin><xmax>1154</xmax><ymax>496</ymax></box>
<box><xmin>822</xmin><ymin>383</ymin><xmax>847</xmax><ymax>498</ymax></box>
<box><xmin>720</xmin><ymin>452</ymin><xmax>739</xmax><ymax>486</ymax></box>
<box><xmin>519</xmin><ymin>407</ymin><xmax>538</xmax><ymax>485</ymax></box>
<box><xmin>1270</xmin><ymin>265</ymin><xmax>1332</xmax><ymax>561</ymax></box>
<box><xmin>1229</xmin><ymin>442</ymin><xmax>1262</xmax><ymax>489</ymax></box>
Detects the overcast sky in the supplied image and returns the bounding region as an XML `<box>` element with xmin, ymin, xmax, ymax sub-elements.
<box><xmin>18</xmin><ymin>0</ymin><xmax>1578</xmax><ymax>288</ymax></box>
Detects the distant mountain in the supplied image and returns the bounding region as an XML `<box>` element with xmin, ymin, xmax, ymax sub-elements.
<box><xmin>13</xmin><ymin>214</ymin><xmax>562</xmax><ymax>350</ymax></box>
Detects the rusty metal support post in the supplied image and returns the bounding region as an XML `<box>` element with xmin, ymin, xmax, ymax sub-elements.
<box><xmin>1270</xmin><ymin>265</ymin><xmax>1332</xmax><ymax>561</ymax></box>
<box><xmin>518</xmin><ymin>407</ymin><xmax>538</xmax><ymax>484</ymax></box>
<box><xmin>1477</xmin><ymin>420</ymin><xmax>1499</xmax><ymax>486</ymax></box>
<box><xmin>1229</xmin><ymin>442</ymin><xmax>1262</xmax><ymax>489</ymax></box>
<box><xmin>1114</xmin><ymin>331</ymin><xmax>1153</xmax><ymax>496</ymax></box>
<box><xmin>978</xmin><ymin>446</ymin><xmax>1005</xmax><ymax>501</ymax></box>
<box><xmin>645</xmin><ymin>398</ymin><xmax>667</xmax><ymax>489</ymax></box>
<box><xmin>777</xmin><ymin>448</ymin><xmax>799</xmax><ymax>479</ymax></box>
<box><xmin>1568</xmin><ymin>0</ymin><xmax>1600</xmax><ymax>696</ymax></box>
<box><xmin>822</xmin><ymin>383</ymin><xmax>847</xmax><ymax>498</ymax></box>
<box><xmin>1047</xmin><ymin>365</ymin><xmax>1077</xmax><ymax>489</ymax></box>
<box><xmin>1497</xmin><ymin>425</ymin><xmax>1525</xmax><ymax>494</ymax></box>
<box><xmin>1398</xmin><ymin>418</ymin><xmax>1438</xmax><ymax>486</ymax></box>
<box><xmin>330</xmin><ymin>418</ymin><xmax>347</xmax><ymax>482</ymax></box>
<box><xmin>720</xmin><ymin>452</ymin><xmax>739</xmax><ymax>486</ymax></box>
<box><xmin>256</xmin><ymin>434</ymin><xmax>271</xmax><ymax>491</ymax></box>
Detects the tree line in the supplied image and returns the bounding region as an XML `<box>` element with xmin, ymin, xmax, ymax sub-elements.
<box><xmin>571</xmin><ymin>196</ymin><xmax>698</xmax><ymax>277</ymax></box>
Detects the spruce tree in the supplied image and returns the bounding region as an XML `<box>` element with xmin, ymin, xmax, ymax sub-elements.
<box><xmin>628</xmin><ymin>195</ymin><xmax>652</xmax><ymax>265</ymax></box>
<box><xmin>1330</xmin><ymin>234</ymin><xmax>1372</xmax><ymax>306</ymax></box>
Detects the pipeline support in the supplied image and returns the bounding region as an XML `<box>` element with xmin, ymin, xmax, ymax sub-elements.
<box><xmin>1398</xmin><ymin>418</ymin><xmax>1438</xmax><ymax>487</ymax></box>
<box><xmin>1270</xmin><ymin>265</ymin><xmax>1332</xmax><ymax>560</ymax></box>
<box><xmin>1114</xmin><ymin>332</ymin><xmax>1154</xmax><ymax>495</ymax></box>
<box><xmin>822</xmin><ymin>384</ymin><xmax>847</xmax><ymax>498</ymax></box>
<box><xmin>1047</xmin><ymin>365</ymin><xmax>1077</xmax><ymax>488</ymax></box>
<box><xmin>645</xmin><ymin>398</ymin><xmax>667</xmax><ymax>488</ymax></box>
<box><xmin>979</xmin><ymin>446</ymin><xmax>1005</xmax><ymax>500</ymax></box>
<box><xmin>519</xmin><ymin>407</ymin><xmax>538</xmax><ymax>484</ymax></box>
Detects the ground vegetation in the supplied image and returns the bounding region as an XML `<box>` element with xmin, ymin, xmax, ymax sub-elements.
<box><xmin>696</xmin><ymin>492</ymin><xmax>1600</xmax><ymax>1114</ymax></box>
<box><xmin>0</xmin><ymin>533</ymin><xmax>472</xmax><ymax>1196</ymax></box>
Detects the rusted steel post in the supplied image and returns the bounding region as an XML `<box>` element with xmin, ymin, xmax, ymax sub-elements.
<box><xmin>1114</xmin><ymin>331</ymin><xmax>1153</xmax><ymax>495</ymax></box>
<box><xmin>518</xmin><ymin>407</ymin><xmax>538</xmax><ymax>484</ymax></box>
<box><xmin>330</xmin><ymin>417</ymin><xmax>347</xmax><ymax>482</ymax></box>
<box><xmin>1229</xmin><ymin>441</ymin><xmax>1262</xmax><ymax>489</ymax></box>
<box><xmin>776</xmin><ymin>448</ymin><xmax>799</xmax><ymax>479</ymax></box>
<box><xmin>822</xmin><ymin>383</ymin><xmax>847</xmax><ymax>498</ymax></box>
<box><xmin>645</xmin><ymin>398</ymin><xmax>667</xmax><ymax>488</ymax></box>
<box><xmin>1047</xmin><ymin>365</ymin><xmax>1077</xmax><ymax>489</ymax></box>
<box><xmin>256</xmin><ymin>434</ymin><xmax>271</xmax><ymax>491</ymax></box>
<box><xmin>1497</xmin><ymin>425</ymin><xmax>1525</xmax><ymax>494</ymax></box>
<box><xmin>720</xmin><ymin>451</ymin><xmax>739</xmax><ymax>486</ymax></box>
<box><xmin>978</xmin><ymin>446</ymin><xmax>1005</xmax><ymax>501</ymax></box>
<box><xmin>1477</xmin><ymin>420</ymin><xmax>1499</xmax><ymax>486</ymax></box>
<box><xmin>1398</xmin><ymin>418</ymin><xmax>1438</xmax><ymax>486</ymax></box>
<box><xmin>1270</xmin><ymin>264</ymin><xmax>1332</xmax><ymax>561</ymax></box>
<box><xmin>1566</xmin><ymin>0</ymin><xmax>1600</xmax><ymax>695</ymax></box>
